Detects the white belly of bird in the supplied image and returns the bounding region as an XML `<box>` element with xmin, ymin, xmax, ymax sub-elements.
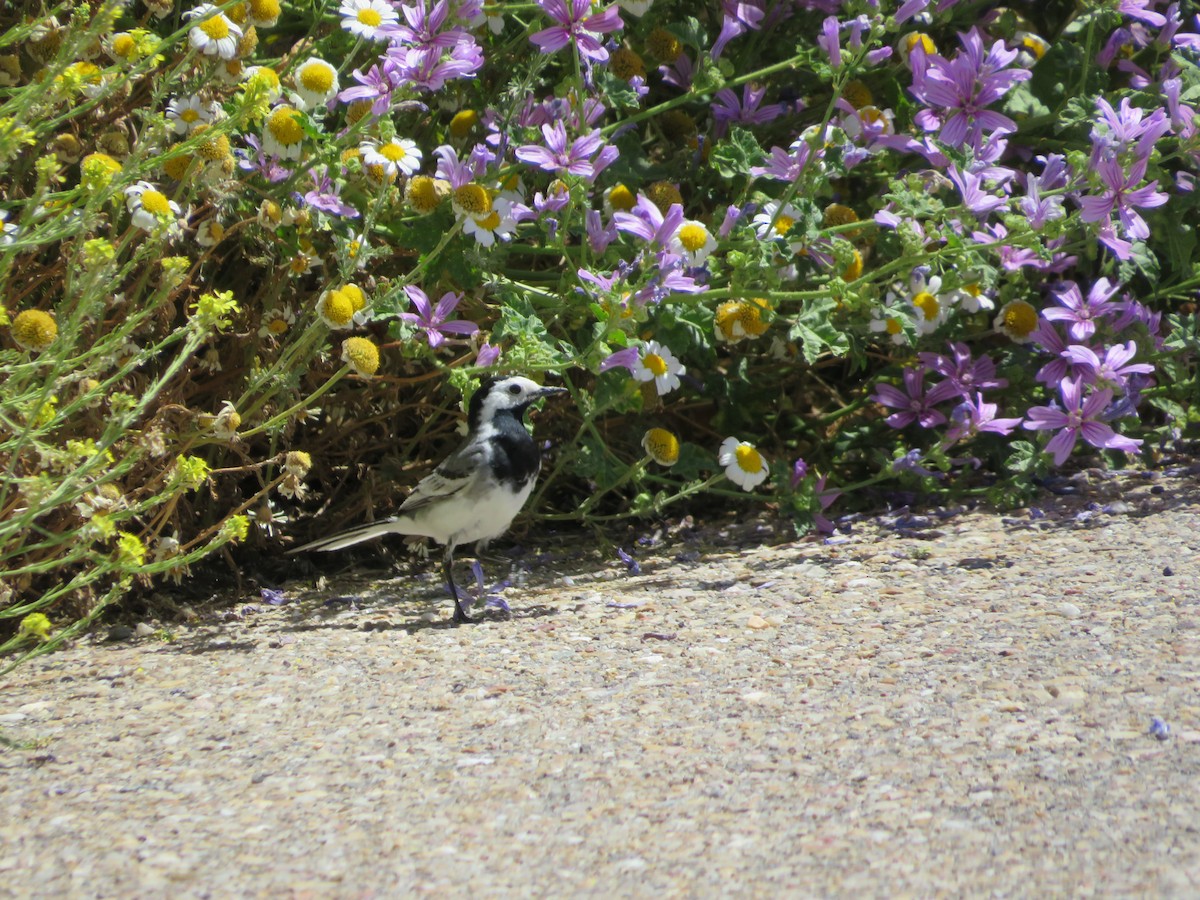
<box><xmin>408</xmin><ymin>480</ymin><xmax>536</xmax><ymax>548</ymax></box>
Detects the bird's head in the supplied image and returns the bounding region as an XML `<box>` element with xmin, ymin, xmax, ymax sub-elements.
<box><xmin>468</xmin><ymin>376</ymin><xmax>566</xmax><ymax>427</ymax></box>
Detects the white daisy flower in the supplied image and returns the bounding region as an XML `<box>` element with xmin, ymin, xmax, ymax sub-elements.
<box><xmin>752</xmin><ymin>199</ymin><xmax>803</xmax><ymax>243</ymax></box>
<box><xmin>166</xmin><ymin>95</ymin><xmax>214</xmax><ymax>134</ymax></box>
<box><xmin>869</xmin><ymin>306</ymin><xmax>908</xmax><ymax>346</ymax></box>
<box><xmin>947</xmin><ymin>281</ymin><xmax>995</xmax><ymax>314</ymax></box>
<box><xmin>292</xmin><ymin>57</ymin><xmax>338</xmax><ymax>111</ymax></box>
<box><xmin>360</xmin><ymin>137</ymin><xmax>422</xmax><ymax>179</ymax></box>
<box><xmin>185</xmin><ymin>4</ymin><xmax>243</xmax><ymax>61</ymax></box>
<box><xmin>261</xmin><ymin>105</ymin><xmax>305</xmax><ymax>160</ymax></box>
<box><xmin>339</xmin><ymin>0</ymin><xmax>399</xmax><ymax>41</ymax></box>
<box><xmin>195</xmin><ymin>219</ymin><xmax>225</xmax><ymax>247</ymax></box>
<box><xmin>124</xmin><ymin>181</ymin><xmax>181</xmax><ymax>233</ymax></box>
<box><xmin>463</xmin><ymin>198</ymin><xmax>518</xmax><ymax>248</ymax></box>
<box><xmin>719</xmin><ymin>437</ymin><xmax>770</xmax><ymax>491</ymax></box>
<box><xmin>993</xmin><ymin>299</ymin><xmax>1039</xmax><ymax>344</ymax></box>
<box><xmin>632</xmin><ymin>341</ymin><xmax>685</xmax><ymax>396</ymax></box>
<box><xmin>669</xmin><ymin>219</ymin><xmax>717</xmax><ymax>266</ymax></box>
<box><xmin>1</xmin><ymin>209</ymin><xmax>18</xmax><ymax>245</ymax></box>
<box><xmin>618</xmin><ymin>0</ymin><xmax>655</xmax><ymax>17</ymax></box>
<box><xmin>258</xmin><ymin>305</ymin><xmax>295</xmax><ymax>339</ymax></box>
<box><xmin>905</xmin><ymin>271</ymin><xmax>948</xmax><ymax>335</ymax></box>
<box><xmin>245</xmin><ymin>0</ymin><xmax>282</xmax><ymax>28</ymax></box>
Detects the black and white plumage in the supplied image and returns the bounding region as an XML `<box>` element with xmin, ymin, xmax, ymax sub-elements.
<box><xmin>291</xmin><ymin>376</ymin><xmax>566</xmax><ymax>623</ymax></box>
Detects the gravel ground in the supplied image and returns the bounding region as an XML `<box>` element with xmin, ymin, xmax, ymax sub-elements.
<box><xmin>3</xmin><ymin>466</ymin><xmax>1199</xmax><ymax>898</ymax></box>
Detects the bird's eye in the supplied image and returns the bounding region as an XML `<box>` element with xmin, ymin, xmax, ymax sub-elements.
<box><xmin>508</xmin><ymin>383</ymin><xmax>522</xmax><ymax>395</ymax></box>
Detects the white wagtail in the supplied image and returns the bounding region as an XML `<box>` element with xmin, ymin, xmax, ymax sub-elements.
<box><xmin>291</xmin><ymin>376</ymin><xmax>566</xmax><ymax>623</ymax></box>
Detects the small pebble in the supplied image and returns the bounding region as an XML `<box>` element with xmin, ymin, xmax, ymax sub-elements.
<box><xmin>134</xmin><ymin>623</ymin><xmax>155</xmax><ymax>638</ymax></box>
<box><xmin>1052</xmin><ymin>602</ymin><xmax>1082</xmax><ymax>619</ymax></box>
<box><xmin>1149</xmin><ymin>717</ymin><xmax>1171</xmax><ymax>741</ymax></box>
<box><xmin>105</xmin><ymin>625</ymin><xmax>134</xmax><ymax>642</ymax></box>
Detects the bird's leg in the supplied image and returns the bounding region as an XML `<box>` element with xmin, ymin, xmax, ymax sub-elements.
<box><xmin>444</xmin><ymin>545</ymin><xmax>472</xmax><ymax>624</ymax></box>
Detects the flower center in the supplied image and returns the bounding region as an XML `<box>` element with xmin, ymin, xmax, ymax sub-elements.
<box><xmin>643</xmin><ymin>428</ymin><xmax>679</xmax><ymax>465</ymax></box>
<box><xmin>267</xmin><ymin>317</ymin><xmax>288</xmax><ymax>335</ymax></box>
<box><xmin>267</xmin><ymin>107</ymin><xmax>303</xmax><ymax>144</ymax></box>
<box><xmin>476</xmin><ymin>210</ymin><xmax>501</xmax><ymax>231</ymax></box>
<box><xmin>140</xmin><ymin>189</ymin><xmax>172</xmax><ymax>216</ymax></box>
<box><xmin>408</xmin><ymin>176</ymin><xmax>440</xmax><ymax>212</ymax></box>
<box><xmin>885</xmin><ymin>317</ymin><xmax>902</xmax><ymax>335</ymax></box>
<box><xmin>842</xmin><ymin>80</ymin><xmax>873</xmax><ymax>109</ymax></box>
<box><xmin>608</xmin><ymin>184</ymin><xmax>636</xmax><ymax>211</ymax></box>
<box><xmin>380</xmin><ymin>142</ymin><xmax>407</xmax><ymax>162</ymax></box>
<box><xmin>1002</xmin><ymin>301</ymin><xmax>1038</xmax><ymax>337</ymax></box>
<box><xmin>735</xmin><ymin>445</ymin><xmax>763</xmax><ymax>474</ymax></box>
<box><xmin>912</xmin><ymin>291</ymin><xmax>940</xmax><ymax>320</ymax></box>
<box><xmin>357</xmin><ymin>8</ymin><xmax>383</xmax><ymax>27</ymax></box>
<box><xmin>299</xmin><ymin>63</ymin><xmax>333</xmax><ymax>93</ymax></box>
<box><xmin>773</xmin><ymin>215</ymin><xmax>794</xmax><ymax>237</ymax></box>
<box><xmin>454</xmin><ymin>183</ymin><xmax>491</xmax><ymax>215</ymax></box>
<box><xmin>180</xmin><ymin>108</ymin><xmax>200</xmax><ymax>123</ymax></box>
<box><xmin>112</xmin><ymin>34</ymin><xmax>135</xmax><ymax>57</ymax></box>
<box><xmin>199</xmin><ymin>15</ymin><xmax>231</xmax><ymax>40</ymax></box>
<box><xmin>678</xmin><ymin>223</ymin><xmax>709</xmax><ymax>253</ymax></box>
<box><xmin>322</xmin><ymin>290</ymin><xmax>354</xmax><ymax>325</ymax></box>
<box><xmin>643</xmin><ymin>353</ymin><xmax>668</xmax><ymax>377</ymax></box>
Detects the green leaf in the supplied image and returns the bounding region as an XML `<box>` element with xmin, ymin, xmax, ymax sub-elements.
<box><xmin>786</xmin><ymin>297</ymin><xmax>851</xmax><ymax>364</ymax></box>
<box><xmin>710</xmin><ymin>126</ymin><xmax>764</xmax><ymax>180</ymax></box>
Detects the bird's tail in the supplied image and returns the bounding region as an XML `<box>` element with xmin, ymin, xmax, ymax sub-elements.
<box><xmin>288</xmin><ymin>517</ymin><xmax>409</xmax><ymax>554</ymax></box>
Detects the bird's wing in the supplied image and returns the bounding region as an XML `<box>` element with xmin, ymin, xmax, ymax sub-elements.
<box><xmin>397</xmin><ymin>441</ymin><xmax>486</xmax><ymax>514</ymax></box>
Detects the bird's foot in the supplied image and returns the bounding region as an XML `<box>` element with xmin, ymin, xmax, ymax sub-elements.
<box><xmin>451</xmin><ymin>599</ymin><xmax>474</xmax><ymax>624</ymax></box>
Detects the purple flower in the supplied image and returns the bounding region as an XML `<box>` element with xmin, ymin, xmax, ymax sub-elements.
<box><xmin>298</xmin><ymin>168</ymin><xmax>358</xmax><ymax>217</ymax></box>
<box><xmin>711</xmin><ymin>85</ymin><xmax>786</xmax><ymax>139</ymax></box>
<box><xmin>1042</xmin><ymin>279</ymin><xmax>1121</xmax><ymax>341</ymax></box>
<box><xmin>712</xmin><ymin>0</ymin><xmax>765</xmax><ymax>59</ymax></box>
<box><xmin>813</xmin><ymin>473</ymin><xmax>841</xmax><ymax>534</ymax></box>
<box><xmin>1090</xmin><ymin>97</ymin><xmax>1170</xmax><ymax>162</ymax></box>
<box><xmin>599</xmin><ymin>346</ymin><xmax>639</xmax><ymax>373</ymax></box>
<box><xmin>400</xmin><ymin>286</ymin><xmax>480</xmax><ymax>347</ymax></box>
<box><xmin>948</xmin><ymin>163</ymin><xmax>1008</xmax><ymax>217</ymax></box>
<box><xmin>909</xmin><ymin>27</ymin><xmax>1031</xmax><ymax>150</ymax></box>
<box><xmin>750</xmin><ymin>136</ymin><xmax>816</xmax><ymax>182</ymax></box>
<box><xmin>918</xmin><ymin>342</ymin><xmax>1007</xmax><ymax>398</ymax></box>
<box><xmin>1078</xmin><ymin>155</ymin><xmax>1167</xmax><ymax>257</ymax></box>
<box><xmin>944</xmin><ymin>394</ymin><xmax>1023</xmax><ymax>444</ymax></box>
<box><xmin>1063</xmin><ymin>340</ymin><xmax>1155</xmax><ymax>391</ymax></box>
<box><xmin>1119</xmin><ymin>0</ymin><xmax>1167</xmax><ymax>26</ymax></box>
<box><xmin>1031</xmin><ymin>320</ymin><xmax>1089</xmax><ymax>387</ymax></box>
<box><xmin>585</xmin><ymin>210</ymin><xmax>617</xmax><ymax>253</ymax></box>
<box><xmin>1023</xmin><ymin>377</ymin><xmax>1143</xmax><ymax>465</ymax></box>
<box><xmin>818</xmin><ymin>16</ymin><xmax>842</xmax><ymax>68</ymax></box>
<box><xmin>338</xmin><ymin>60</ymin><xmax>407</xmax><ymax>116</ymax></box>
<box><xmin>514</xmin><ymin>121</ymin><xmax>614</xmax><ymax>180</ymax></box>
<box><xmin>872</xmin><ymin>366</ymin><xmax>961</xmax><ymax>429</ymax></box>
<box><xmin>476</xmin><ymin>341</ymin><xmax>502</xmax><ymax>367</ymax></box>
<box><xmin>237</xmin><ymin>135</ymin><xmax>290</xmax><ymax>183</ymax></box>
<box><xmin>613</xmin><ymin>194</ymin><xmax>684</xmax><ymax>248</ymax></box>
<box><xmin>529</xmin><ymin>0</ymin><xmax>623</xmax><ymax>63</ymax></box>
<box><xmin>1017</xmin><ymin>172</ymin><xmax>1066</xmax><ymax>230</ymax></box>
<box><xmin>790</xmin><ymin>457</ymin><xmax>808</xmax><ymax>489</ymax></box>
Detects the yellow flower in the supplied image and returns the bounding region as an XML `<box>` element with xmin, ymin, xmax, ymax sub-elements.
<box><xmin>117</xmin><ymin>532</ymin><xmax>147</xmax><ymax>568</ymax></box>
<box><xmin>174</xmin><ymin>455</ymin><xmax>211</xmax><ymax>490</ymax></box>
<box><xmin>604</xmin><ymin>183</ymin><xmax>637</xmax><ymax>214</ymax></box>
<box><xmin>342</xmin><ymin>336</ymin><xmax>380</xmax><ymax>376</ymax></box>
<box><xmin>220</xmin><ymin>514</ymin><xmax>250</xmax><ymax>543</ymax></box>
<box><xmin>246</xmin><ymin>0</ymin><xmax>281</xmax><ymax>27</ymax></box>
<box><xmin>11</xmin><ymin>309</ymin><xmax>57</xmax><ymax>351</ymax></box>
<box><xmin>609</xmin><ymin>47</ymin><xmax>646</xmax><ymax>81</ymax></box>
<box><xmin>646</xmin><ymin>27</ymin><xmax>682</xmax><ymax>62</ymax></box>
<box><xmin>192</xmin><ymin>290</ymin><xmax>239</xmax><ymax>330</ymax></box>
<box><xmin>841</xmin><ymin>80</ymin><xmax>873</xmax><ymax>110</ymax></box>
<box><xmin>186</xmin><ymin>3</ymin><xmax>243</xmax><ymax>60</ymax></box>
<box><xmin>80</xmin><ymin>152</ymin><xmax>122</xmax><ymax>191</ymax></box>
<box><xmin>18</xmin><ymin>613</ymin><xmax>53</xmax><ymax>642</ymax></box>
<box><xmin>642</xmin><ymin>428</ymin><xmax>680</xmax><ymax>467</ymax></box>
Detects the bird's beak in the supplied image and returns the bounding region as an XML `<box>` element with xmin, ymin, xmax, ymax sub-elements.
<box><xmin>537</xmin><ymin>385</ymin><xmax>568</xmax><ymax>398</ymax></box>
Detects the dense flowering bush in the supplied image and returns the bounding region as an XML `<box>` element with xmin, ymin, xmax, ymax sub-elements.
<box><xmin>1</xmin><ymin>0</ymin><xmax>1198</xmax><ymax>664</ymax></box>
